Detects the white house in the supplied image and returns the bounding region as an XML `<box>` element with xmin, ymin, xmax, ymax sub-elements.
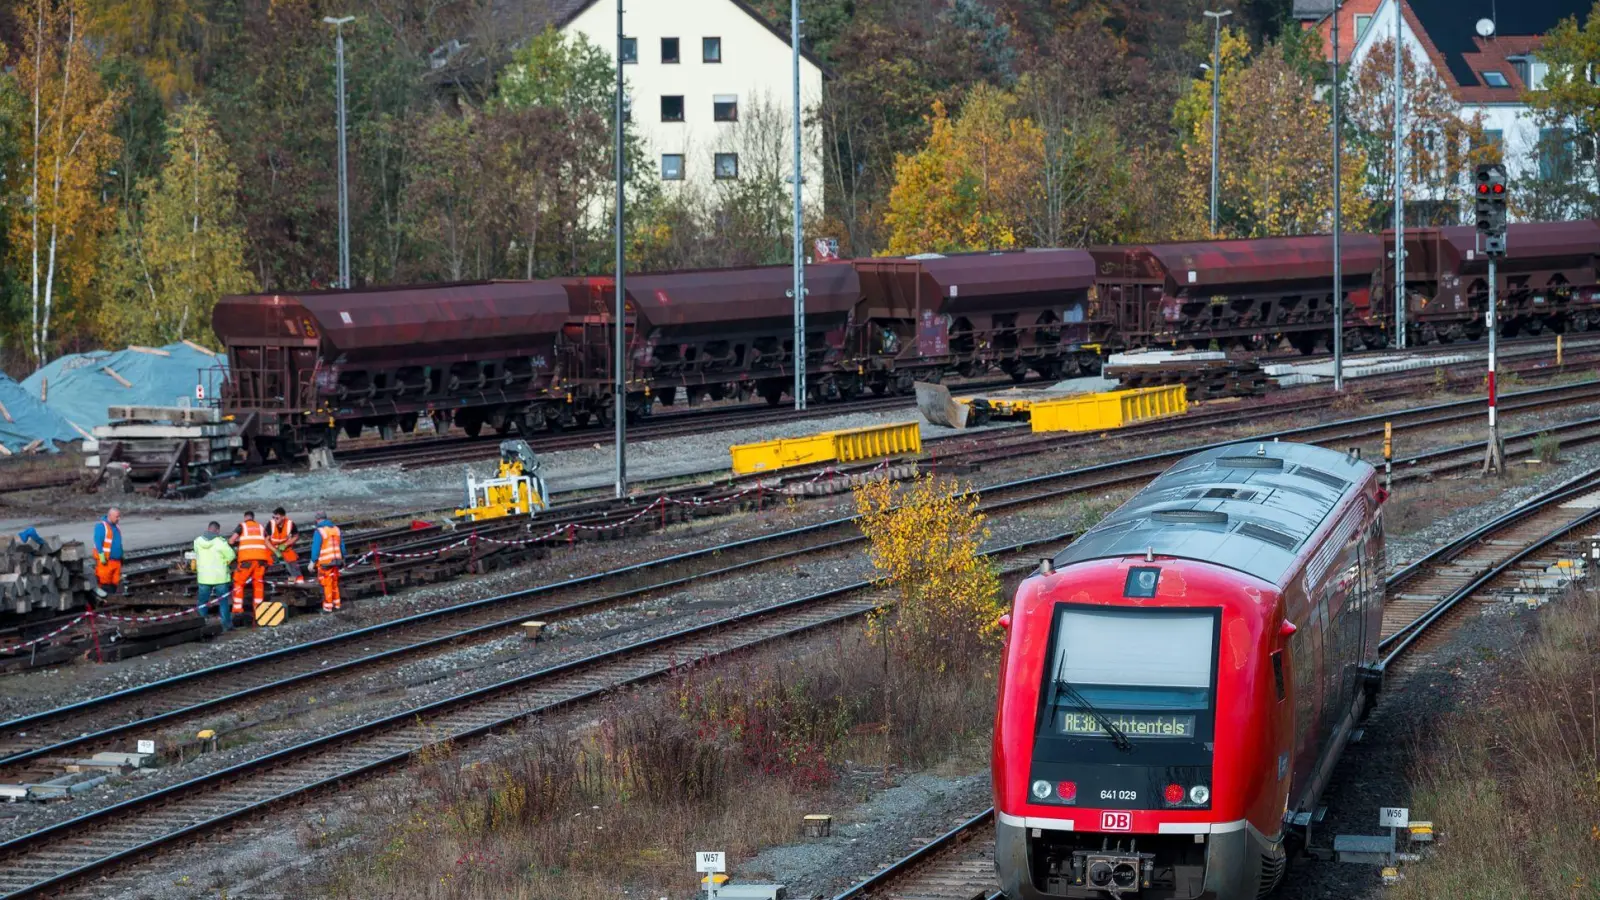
<box><xmin>511</xmin><ymin>0</ymin><xmax>827</xmax><ymax>211</ymax></box>
<box><xmin>1344</xmin><ymin>0</ymin><xmax>1585</xmax><ymax>203</ymax></box>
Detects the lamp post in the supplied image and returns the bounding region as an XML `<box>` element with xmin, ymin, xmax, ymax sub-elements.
<box><xmin>1204</xmin><ymin>9</ymin><xmax>1232</xmax><ymax>236</ymax></box>
<box><xmin>1332</xmin><ymin>0</ymin><xmax>1344</xmax><ymax>391</ymax></box>
<box><xmin>322</xmin><ymin>15</ymin><xmax>354</xmax><ymax>290</ymax></box>
<box><xmin>613</xmin><ymin>0</ymin><xmax>627</xmax><ymax>499</ymax></box>
<box><xmin>1392</xmin><ymin>0</ymin><xmax>1407</xmax><ymax>348</ymax></box>
<box><xmin>790</xmin><ymin>0</ymin><xmax>806</xmax><ymax>411</ymax></box>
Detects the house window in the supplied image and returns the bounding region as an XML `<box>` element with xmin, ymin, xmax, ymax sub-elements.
<box><xmin>662</xmin><ymin>154</ymin><xmax>685</xmax><ymax>181</ymax></box>
<box><xmin>1354</xmin><ymin>14</ymin><xmax>1372</xmax><ymax>40</ymax></box>
<box><xmin>1511</xmin><ymin>57</ymin><xmax>1530</xmax><ymax>87</ymax></box>
<box><xmin>661</xmin><ymin>37</ymin><xmax>679</xmax><ymax>64</ymax></box>
<box><xmin>622</xmin><ymin>94</ymin><xmax>632</xmax><ymax>123</ymax></box>
<box><xmin>1479</xmin><ymin>129</ymin><xmax>1504</xmax><ymax>164</ymax></box>
<box><xmin>620</xmin><ymin>37</ymin><xmax>637</xmax><ymax>64</ymax></box>
<box><xmin>661</xmin><ymin>95</ymin><xmax>684</xmax><ymax>122</ymax></box>
<box><xmin>713</xmin><ymin>95</ymin><xmax>738</xmax><ymax>122</ymax></box>
<box><xmin>714</xmin><ymin>152</ymin><xmax>739</xmax><ymax>179</ymax></box>
<box><xmin>1480</xmin><ymin>70</ymin><xmax>1509</xmax><ymax>88</ymax></box>
<box><xmin>703</xmin><ymin>36</ymin><xmax>722</xmax><ymax>63</ymax></box>
<box><xmin>1540</xmin><ymin>128</ymin><xmax>1573</xmax><ymax>180</ymax></box>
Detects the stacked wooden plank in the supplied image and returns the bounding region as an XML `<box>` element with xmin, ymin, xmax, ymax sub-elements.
<box><xmin>1105</xmin><ymin>354</ymin><xmax>1273</xmax><ymax>402</ymax></box>
<box><xmin>86</xmin><ymin>405</ymin><xmax>241</xmax><ymax>493</ymax></box>
<box><xmin>0</xmin><ymin>534</ymin><xmax>94</xmax><ymax>615</ymax></box>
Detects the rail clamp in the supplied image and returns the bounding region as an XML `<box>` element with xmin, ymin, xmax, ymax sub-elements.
<box><xmin>730</xmin><ymin>421</ymin><xmax>921</xmax><ymax>474</ymax></box>
<box><xmin>1029</xmin><ymin>385</ymin><xmax>1188</xmax><ymax>433</ymax></box>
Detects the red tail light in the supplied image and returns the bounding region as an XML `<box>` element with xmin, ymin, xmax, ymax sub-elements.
<box><xmin>1057</xmin><ymin>781</ymin><xmax>1078</xmax><ymax>801</ymax></box>
<box><xmin>1164</xmin><ymin>784</ymin><xmax>1184</xmax><ymax>804</ymax></box>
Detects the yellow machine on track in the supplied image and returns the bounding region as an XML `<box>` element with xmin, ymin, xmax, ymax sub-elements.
<box><xmin>455</xmin><ymin>440</ymin><xmax>549</xmax><ymax>522</ymax></box>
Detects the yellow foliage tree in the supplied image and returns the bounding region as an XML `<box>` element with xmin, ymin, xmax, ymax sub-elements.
<box><xmin>853</xmin><ymin>474</ymin><xmax>1003</xmax><ymax>674</ymax></box>
<box><xmin>10</xmin><ymin>0</ymin><xmax>123</xmax><ymax>367</ymax></box>
<box><xmin>882</xmin><ymin>87</ymin><xmax>1024</xmax><ymax>255</ymax></box>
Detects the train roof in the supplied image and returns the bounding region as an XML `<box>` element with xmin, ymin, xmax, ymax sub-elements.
<box><xmin>1088</xmin><ymin>234</ymin><xmax>1386</xmax><ymax>289</ymax></box>
<box><xmin>1052</xmin><ymin>442</ymin><xmax>1372</xmax><ymax>588</ymax></box>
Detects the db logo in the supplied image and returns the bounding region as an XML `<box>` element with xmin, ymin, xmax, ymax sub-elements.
<box><xmin>1101</xmin><ymin>811</ymin><xmax>1133</xmax><ymax>831</ymax></box>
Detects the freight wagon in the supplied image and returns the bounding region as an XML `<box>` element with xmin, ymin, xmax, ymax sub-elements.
<box><xmin>213</xmin><ymin>220</ymin><xmax>1600</xmax><ymax>458</ymax></box>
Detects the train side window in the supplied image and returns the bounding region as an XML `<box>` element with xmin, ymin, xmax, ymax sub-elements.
<box><xmin>1271</xmin><ymin>650</ymin><xmax>1286</xmax><ymax>702</ymax></box>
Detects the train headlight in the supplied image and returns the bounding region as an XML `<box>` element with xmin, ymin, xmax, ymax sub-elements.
<box><xmin>1190</xmin><ymin>785</ymin><xmax>1211</xmax><ymax>805</ymax></box>
<box><xmin>1031</xmin><ymin>780</ymin><xmax>1052</xmax><ymax>800</ymax></box>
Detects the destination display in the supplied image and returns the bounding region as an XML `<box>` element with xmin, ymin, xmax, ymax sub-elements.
<box><xmin>1059</xmin><ymin>711</ymin><xmax>1197</xmax><ymax>739</ymax></box>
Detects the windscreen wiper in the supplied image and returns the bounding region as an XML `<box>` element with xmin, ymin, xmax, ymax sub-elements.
<box><xmin>1053</xmin><ymin>655</ymin><xmax>1134</xmax><ymax>751</ymax></box>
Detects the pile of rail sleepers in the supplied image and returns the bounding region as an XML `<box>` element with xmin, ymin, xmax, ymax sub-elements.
<box><xmin>1104</xmin><ymin>351</ymin><xmax>1273</xmax><ymax>402</ymax></box>
<box><xmin>0</xmin><ymin>534</ymin><xmax>94</xmax><ymax>616</ymax></box>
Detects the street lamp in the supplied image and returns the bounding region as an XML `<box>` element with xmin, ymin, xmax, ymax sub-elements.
<box><xmin>322</xmin><ymin>15</ymin><xmax>355</xmax><ymax>290</ymax></box>
<box><xmin>1392</xmin><ymin>0</ymin><xmax>1407</xmax><ymax>349</ymax></box>
<box><xmin>1203</xmin><ymin>9</ymin><xmax>1232</xmax><ymax>236</ymax></box>
<box><xmin>1332</xmin><ymin>0</ymin><xmax>1344</xmax><ymax>391</ymax></box>
<box><xmin>613</xmin><ymin>0</ymin><xmax>627</xmax><ymax>499</ymax></box>
<box><xmin>790</xmin><ymin>0</ymin><xmax>807</xmax><ymax>411</ymax></box>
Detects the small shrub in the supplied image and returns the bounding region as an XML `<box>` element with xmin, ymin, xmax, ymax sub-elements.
<box><xmin>852</xmin><ymin>474</ymin><xmax>1003</xmax><ymax>674</ymax></box>
<box><xmin>1532</xmin><ymin>431</ymin><xmax>1561</xmax><ymax>463</ymax></box>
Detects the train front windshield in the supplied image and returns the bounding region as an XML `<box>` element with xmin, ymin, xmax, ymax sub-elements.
<box><xmin>1041</xmin><ymin>607</ymin><xmax>1219</xmax><ymax>742</ymax></box>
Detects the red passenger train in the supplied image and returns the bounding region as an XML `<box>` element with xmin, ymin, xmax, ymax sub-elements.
<box><xmin>992</xmin><ymin>442</ymin><xmax>1386</xmax><ymax>899</ymax></box>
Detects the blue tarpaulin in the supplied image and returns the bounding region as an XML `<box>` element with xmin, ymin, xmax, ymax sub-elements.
<box><xmin>22</xmin><ymin>342</ymin><xmax>228</xmax><ymax>432</ymax></box>
<box><xmin>0</xmin><ymin>372</ymin><xmax>78</xmax><ymax>452</ymax></box>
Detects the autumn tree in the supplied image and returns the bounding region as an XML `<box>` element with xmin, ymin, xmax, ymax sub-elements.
<box><xmin>1174</xmin><ymin>30</ymin><xmax>1370</xmax><ymax>239</ymax></box>
<box><xmin>10</xmin><ymin>0</ymin><xmax>123</xmax><ymax>367</ymax></box>
<box><xmin>96</xmin><ymin>103</ymin><xmax>255</xmax><ymax>347</ymax></box>
<box><xmin>1346</xmin><ymin>37</ymin><xmax>1492</xmax><ymax>229</ymax></box>
<box><xmin>85</xmin><ymin>0</ymin><xmax>207</xmax><ymax>102</ymax></box>
<box><xmin>1524</xmin><ymin>1</ymin><xmax>1600</xmax><ymax>218</ymax></box>
<box><xmin>883</xmin><ymin>87</ymin><xmax>1031</xmax><ymax>254</ymax></box>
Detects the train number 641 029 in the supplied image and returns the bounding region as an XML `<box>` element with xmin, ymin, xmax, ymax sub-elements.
<box><xmin>1099</xmin><ymin>790</ymin><xmax>1137</xmax><ymax>801</ymax></box>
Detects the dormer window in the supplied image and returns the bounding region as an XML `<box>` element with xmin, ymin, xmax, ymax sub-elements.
<box><xmin>1481</xmin><ymin>70</ymin><xmax>1510</xmax><ymax>88</ymax></box>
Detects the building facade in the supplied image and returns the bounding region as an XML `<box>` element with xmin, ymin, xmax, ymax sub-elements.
<box><xmin>1315</xmin><ymin>0</ymin><xmax>1587</xmax><ymax>218</ymax></box>
<box><xmin>557</xmin><ymin>0</ymin><xmax>826</xmax><ymax>212</ymax></box>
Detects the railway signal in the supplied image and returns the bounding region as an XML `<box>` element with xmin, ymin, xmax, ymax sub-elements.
<box><xmin>1475</xmin><ymin>163</ymin><xmax>1508</xmax><ymax>256</ymax></box>
<box><xmin>1476</xmin><ymin>163</ymin><xmax>1508</xmax><ymax>476</ymax></box>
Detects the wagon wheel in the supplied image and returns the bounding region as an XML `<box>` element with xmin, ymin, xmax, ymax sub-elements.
<box><xmin>462</xmin><ymin>419</ymin><xmax>483</xmax><ymax>439</ymax></box>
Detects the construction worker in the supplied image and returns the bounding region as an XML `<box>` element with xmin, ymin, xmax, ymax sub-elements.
<box><xmin>309</xmin><ymin>512</ymin><xmax>345</xmax><ymax>613</ymax></box>
<box><xmin>228</xmin><ymin>511</ymin><xmax>272</xmax><ymax>623</ymax></box>
<box><xmin>194</xmin><ymin>521</ymin><xmax>236</xmax><ymax>631</ymax></box>
<box><xmin>91</xmin><ymin>508</ymin><xmax>123</xmax><ymax>598</ymax></box>
<box><xmin>268</xmin><ymin>508</ymin><xmax>304</xmax><ymax>584</ymax></box>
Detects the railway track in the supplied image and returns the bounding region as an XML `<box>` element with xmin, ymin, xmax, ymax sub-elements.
<box><xmin>309</xmin><ymin>335</ymin><xmax>1600</xmax><ymax>474</ymax></box>
<box><xmin>8</xmin><ymin>379</ymin><xmax>1600</xmax><ymax>774</ymax></box>
<box><xmin>4</xmin><ymin>383</ymin><xmax>1599</xmax><ymax>895</ymax></box>
<box><xmin>824</xmin><ymin>467</ymin><xmax>1600</xmax><ymax>900</ymax></box>
<box><xmin>0</xmin><ymin>533</ymin><xmax>1069</xmax><ymax>900</ymax></box>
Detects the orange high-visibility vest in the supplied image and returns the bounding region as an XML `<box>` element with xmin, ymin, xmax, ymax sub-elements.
<box><xmin>99</xmin><ymin>522</ymin><xmax>118</xmax><ymax>559</ymax></box>
<box><xmin>317</xmin><ymin>525</ymin><xmax>343</xmax><ymax>567</ymax></box>
<box><xmin>269</xmin><ymin>517</ymin><xmax>294</xmax><ymax>546</ymax></box>
<box><xmin>236</xmin><ymin>520</ymin><xmax>271</xmax><ymax>562</ymax></box>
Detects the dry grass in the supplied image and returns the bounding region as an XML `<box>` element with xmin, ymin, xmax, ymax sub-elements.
<box><xmin>1383</xmin><ymin>471</ymin><xmax>1534</xmax><ymax>536</ymax></box>
<box><xmin>1390</xmin><ymin>584</ymin><xmax>1600</xmax><ymax>900</ymax></box>
<box><xmin>300</xmin><ymin>630</ymin><xmax>996</xmax><ymax>899</ymax></box>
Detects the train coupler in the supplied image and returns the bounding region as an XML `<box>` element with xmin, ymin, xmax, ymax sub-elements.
<box><xmin>1068</xmin><ymin>847</ymin><xmax>1156</xmax><ymax>894</ymax></box>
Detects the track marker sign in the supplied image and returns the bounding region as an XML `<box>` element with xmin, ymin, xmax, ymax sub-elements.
<box><xmin>696</xmin><ymin>851</ymin><xmax>725</xmax><ymax>872</ymax></box>
<box><xmin>1379</xmin><ymin>807</ymin><xmax>1409</xmax><ymax>828</ymax></box>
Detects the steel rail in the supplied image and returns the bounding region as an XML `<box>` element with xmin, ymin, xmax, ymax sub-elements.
<box><xmin>1377</xmin><ymin>478</ymin><xmax>1600</xmax><ymax>668</ymax></box>
<box><xmin>10</xmin><ymin>380</ymin><xmax>1600</xmax><ymax>770</ymax></box>
<box><xmin>831</xmin><ymin>808</ymin><xmax>997</xmax><ymax>900</ymax></box>
<box><xmin>0</xmin><ymin>535</ymin><xmax>1067</xmax><ymax>900</ymax></box>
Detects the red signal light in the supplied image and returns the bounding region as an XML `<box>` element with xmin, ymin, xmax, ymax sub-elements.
<box><xmin>1164</xmin><ymin>784</ymin><xmax>1185</xmax><ymax>804</ymax></box>
<box><xmin>1057</xmin><ymin>781</ymin><xmax>1078</xmax><ymax>801</ymax></box>
<box><xmin>1478</xmin><ymin>183</ymin><xmax>1490</xmax><ymax>194</ymax></box>
<box><xmin>1493</xmin><ymin>183</ymin><xmax>1505</xmax><ymax>194</ymax></box>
